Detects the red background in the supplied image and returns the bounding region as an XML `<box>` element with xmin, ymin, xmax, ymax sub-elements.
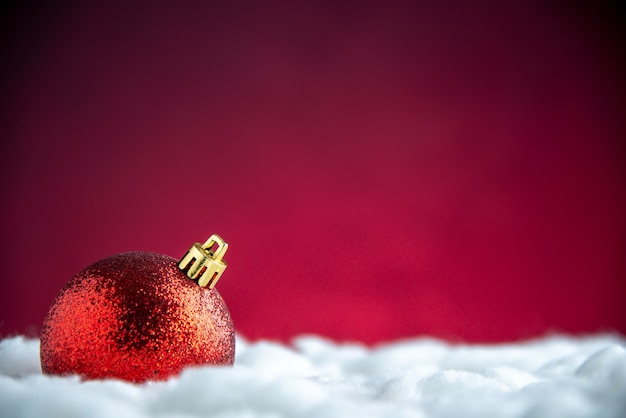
<box><xmin>1</xmin><ymin>1</ymin><xmax>625</xmax><ymax>344</ymax></box>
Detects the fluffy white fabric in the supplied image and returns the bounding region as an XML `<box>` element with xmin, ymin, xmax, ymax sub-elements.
<box><xmin>1</xmin><ymin>334</ymin><xmax>625</xmax><ymax>418</ymax></box>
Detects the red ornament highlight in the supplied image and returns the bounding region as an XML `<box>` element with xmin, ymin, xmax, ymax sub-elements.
<box><xmin>40</xmin><ymin>236</ymin><xmax>235</xmax><ymax>382</ymax></box>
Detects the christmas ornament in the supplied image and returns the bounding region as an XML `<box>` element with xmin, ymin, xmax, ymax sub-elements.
<box><xmin>40</xmin><ymin>234</ymin><xmax>235</xmax><ymax>382</ymax></box>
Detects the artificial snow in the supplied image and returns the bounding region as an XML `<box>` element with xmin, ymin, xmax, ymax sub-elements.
<box><xmin>1</xmin><ymin>334</ymin><xmax>625</xmax><ymax>418</ymax></box>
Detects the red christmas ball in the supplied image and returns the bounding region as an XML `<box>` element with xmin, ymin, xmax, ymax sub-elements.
<box><xmin>40</xmin><ymin>238</ymin><xmax>235</xmax><ymax>382</ymax></box>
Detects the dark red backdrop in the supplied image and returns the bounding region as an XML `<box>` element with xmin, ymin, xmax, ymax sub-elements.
<box><xmin>1</xmin><ymin>1</ymin><xmax>624</xmax><ymax>344</ymax></box>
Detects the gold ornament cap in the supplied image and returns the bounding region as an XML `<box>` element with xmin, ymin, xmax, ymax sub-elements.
<box><xmin>178</xmin><ymin>234</ymin><xmax>228</xmax><ymax>288</ymax></box>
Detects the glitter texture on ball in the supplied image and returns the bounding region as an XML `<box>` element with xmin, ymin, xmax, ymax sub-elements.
<box><xmin>40</xmin><ymin>251</ymin><xmax>235</xmax><ymax>382</ymax></box>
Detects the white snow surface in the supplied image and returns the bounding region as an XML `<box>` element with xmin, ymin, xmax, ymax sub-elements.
<box><xmin>1</xmin><ymin>334</ymin><xmax>626</xmax><ymax>418</ymax></box>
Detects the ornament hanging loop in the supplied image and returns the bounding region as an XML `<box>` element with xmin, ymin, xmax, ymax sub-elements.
<box><xmin>202</xmin><ymin>235</ymin><xmax>228</xmax><ymax>262</ymax></box>
<box><xmin>178</xmin><ymin>234</ymin><xmax>228</xmax><ymax>288</ymax></box>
